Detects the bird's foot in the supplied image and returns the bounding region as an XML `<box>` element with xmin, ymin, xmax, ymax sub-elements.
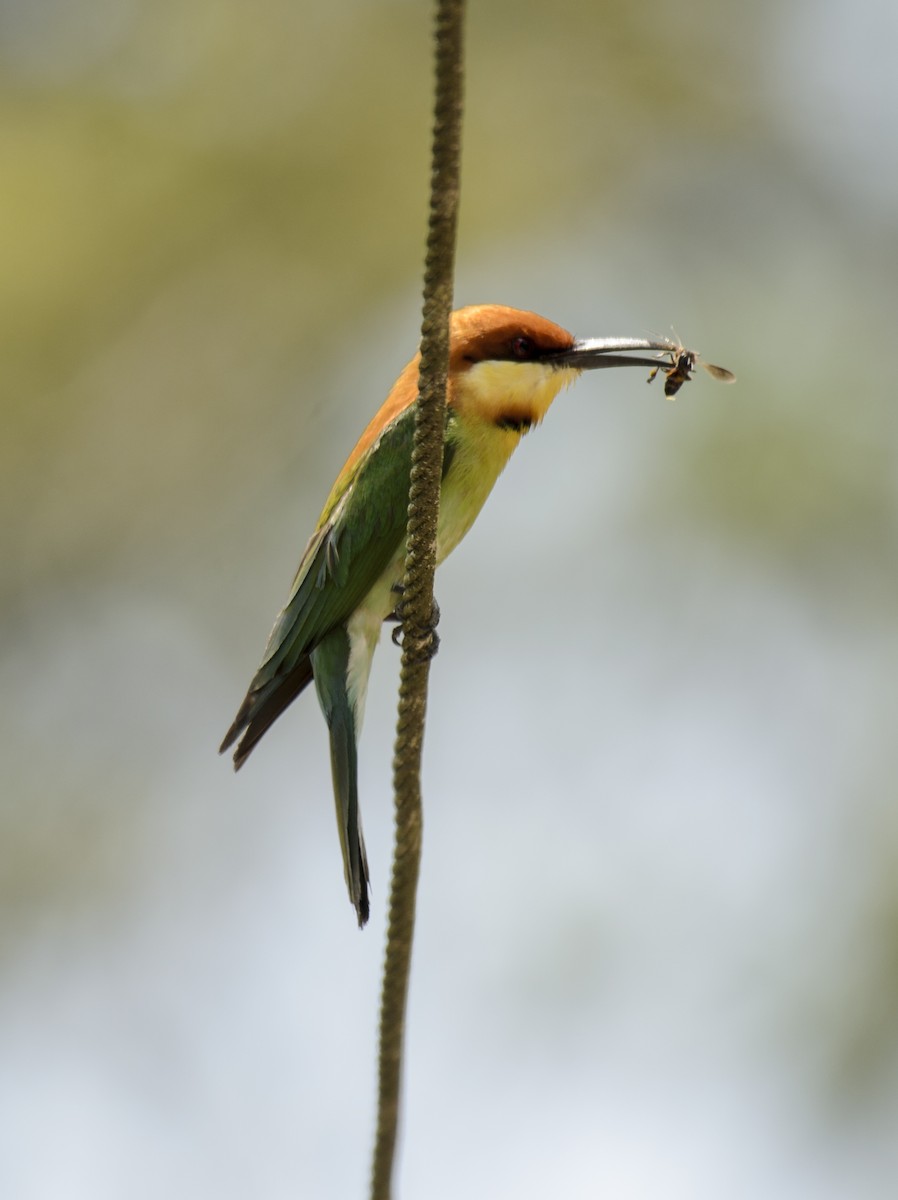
<box><xmin>387</xmin><ymin>584</ymin><xmax>441</xmax><ymax>660</ymax></box>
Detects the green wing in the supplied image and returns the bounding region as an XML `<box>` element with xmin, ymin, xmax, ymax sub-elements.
<box><xmin>221</xmin><ymin>403</ymin><xmax>455</xmax><ymax>766</ymax></box>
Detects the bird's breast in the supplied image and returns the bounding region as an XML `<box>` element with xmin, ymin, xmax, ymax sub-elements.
<box><xmin>435</xmin><ymin>416</ymin><xmax>523</xmax><ymax>563</ymax></box>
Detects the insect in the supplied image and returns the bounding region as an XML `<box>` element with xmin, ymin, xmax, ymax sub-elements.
<box><xmin>647</xmin><ymin>339</ymin><xmax>736</xmax><ymax>398</ymax></box>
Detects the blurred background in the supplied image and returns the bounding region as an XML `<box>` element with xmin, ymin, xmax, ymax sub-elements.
<box><xmin>3</xmin><ymin>0</ymin><xmax>897</xmax><ymax>1195</ymax></box>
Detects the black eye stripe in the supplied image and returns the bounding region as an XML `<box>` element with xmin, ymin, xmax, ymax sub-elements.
<box><xmin>458</xmin><ymin>329</ymin><xmax>562</xmax><ymax>365</ymax></box>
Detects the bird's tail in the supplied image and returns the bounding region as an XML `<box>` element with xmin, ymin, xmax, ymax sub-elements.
<box><xmin>310</xmin><ymin>629</ymin><xmax>371</xmax><ymax>927</ymax></box>
<box><xmin>219</xmin><ymin>657</ymin><xmax>315</xmax><ymax>770</ymax></box>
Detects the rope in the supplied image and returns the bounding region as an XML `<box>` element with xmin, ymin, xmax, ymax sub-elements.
<box><xmin>370</xmin><ymin>1</ymin><xmax>465</xmax><ymax>1196</ymax></box>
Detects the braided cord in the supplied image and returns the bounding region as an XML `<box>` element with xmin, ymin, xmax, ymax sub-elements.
<box><xmin>370</xmin><ymin>2</ymin><xmax>466</xmax><ymax>1197</ymax></box>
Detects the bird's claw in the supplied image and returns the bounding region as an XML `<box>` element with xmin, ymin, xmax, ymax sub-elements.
<box><xmin>387</xmin><ymin>585</ymin><xmax>441</xmax><ymax>659</ymax></box>
<box><xmin>392</xmin><ymin>624</ymin><xmax>440</xmax><ymax>661</ymax></box>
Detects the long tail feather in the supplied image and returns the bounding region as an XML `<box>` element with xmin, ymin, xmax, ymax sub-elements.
<box><xmin>310</xmin><ymin>629</ymin><xmax>370</xmax><ymax>927</ymax></box>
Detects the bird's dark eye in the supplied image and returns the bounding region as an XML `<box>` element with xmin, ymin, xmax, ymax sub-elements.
<box><xmin>510</xmin><ymin>335</ymin><xmax>535</xmax><ymax>360</ymax></box>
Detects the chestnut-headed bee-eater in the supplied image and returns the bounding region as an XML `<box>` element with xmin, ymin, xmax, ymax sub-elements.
<box><xmin>221</xmin><ymin>304</ymin><xmax>698</xmax><ymax>926</ymax></box>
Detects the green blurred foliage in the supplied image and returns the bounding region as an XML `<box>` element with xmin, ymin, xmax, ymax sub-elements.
<box><xmin>1</xmin><ymin>0</ymin><xmax>763</xmax><ymax>605</ymax></box>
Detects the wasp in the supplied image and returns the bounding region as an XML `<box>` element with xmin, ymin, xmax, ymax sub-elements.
<box><xmin>647</xmin><ymin>339</ymin><xmax>736</xmax><ymax>399</ymax></box>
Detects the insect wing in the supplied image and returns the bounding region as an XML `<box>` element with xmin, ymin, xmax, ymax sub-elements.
<box><xmin>699</xmin><ymin>359</ymin><xmax>736</xmax><ymax>384</ymax></box>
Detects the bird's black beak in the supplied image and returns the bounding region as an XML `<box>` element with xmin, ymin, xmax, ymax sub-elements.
<box><xmin>546</xmin><ymin>336</ymin><xmax>680</xmax><ymax>372</ymax></box>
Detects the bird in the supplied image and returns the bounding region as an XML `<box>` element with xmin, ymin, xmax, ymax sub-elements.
<box><xmin>221</xmin><ymin>304</ymin><xmax>690</xmax><ymax>927</ymax></box>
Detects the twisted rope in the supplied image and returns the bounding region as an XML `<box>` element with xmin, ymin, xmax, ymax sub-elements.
<box><xmin>370</xmin><ymin>2</ymin><xmax>465</xmax><ymax>1197</ymax></box>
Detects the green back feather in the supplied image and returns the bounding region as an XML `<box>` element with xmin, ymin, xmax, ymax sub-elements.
<box><xmin>248</xmin><ymin>404</ymin><xmax>456</xmax><ymax>698</ymax></box>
